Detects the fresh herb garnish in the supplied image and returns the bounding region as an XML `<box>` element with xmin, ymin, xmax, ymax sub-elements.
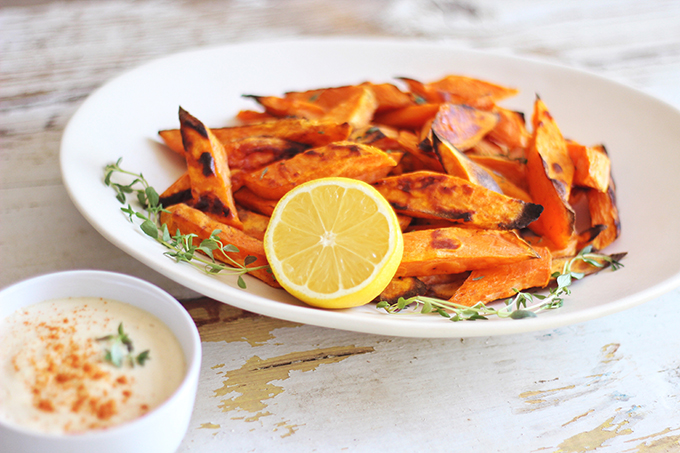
<box><xmin>376</xmin><ymin>246</ymin><xmax>624</xmax><ymax>321</ymax></box>
<box><xmin>104</xmin><ymin>158</ymin><xmax>269</xmax><ymax>288</ymax></box>
<box><xmin>96</xmin><ymin>323</ymin><xmax>150</xmax><ymax>368</ymax></box>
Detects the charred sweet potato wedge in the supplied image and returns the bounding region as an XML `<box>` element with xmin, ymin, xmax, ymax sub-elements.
<box><xmin>351</xmin><ymin>125</ymin><xmax>406</xmax><ymax>153</ymax></box>
<box><xmin>373</xmin><ymin>103</ymin><xmax>441</xmax><ymax>130</ymax></box>
<box><xmin>486</xmin><ymin>106</ymin><xmax>530</xmax><ymax>151</ymax></box>
<box><xmin>179</xmin><ymin>107</ymin><xmax>243</xmax><ymax>230</ymax></box>
<box><xmin>431</xmin><ymin>132</ymin><xmax>501</xmax><ymax>193</ymax></box>
<box><xmin>587</xmin><ymin>175</ymin><xmax>621</xmax><ymax>251</ymax></box>
<box><xmin>159</xmin><ymin>118</ymin><xmax>352</xmax><ymax>154</ymax></box>
<box><xmin>432</xmin><ymin>103</ymin><xmax>499</xmax><ymax>151</ymax></box>
<box><xmin>525</xmin><ymin>97</ymin><xmax>575</xmax><ymax>249</ymax></box>
<box><xmin>159</xmin><ymin>173</ymin><xmax>192</xmax><ymax>208</ymax></box>
<box><xmin>160</xmin><ymin>203</ymin><xmax>278</xmax><ymax>287</ymax></box>
<box><xmin>398</xmin><ymin>75</ymin><xmax>519</xmax><ymax>109</ymax></box>
<box><xmin>396</xmin><ymin>227</ymin><xmax>540</xmax><ymax>277</ymax></box>
<box><xmin>468</xmin><ymin>155</ymin><xmax>529</xmax><ymax>191</ymax></box>
<box><xmin>450</xmin><ymin>247</ymin><xmax>552</xmax><ymax>307</ymax></box>
<box><xmin>242</xmin><ymin>141</ymin><xmax>397</xmax><ymax>200</ymax></box>
<box><xmin>373</xmin><ymin>171</ymin><xmax>543</xmax><ymax>230</ymax></box>
<box><xmin>375</xmin><ymin>276</ymin><xmax>428</xmax><ymax>304</ymax></box>
<box><xmin>233</xmin><ymin>186</ymin><xmax>278</xmax><ymax>216</ymax></box>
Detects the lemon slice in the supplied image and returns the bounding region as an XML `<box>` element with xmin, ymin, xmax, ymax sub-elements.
<box><xmin>264</xmin><ymin>177</ymin><xmax>404</xmax><ymax>309</ymax></box>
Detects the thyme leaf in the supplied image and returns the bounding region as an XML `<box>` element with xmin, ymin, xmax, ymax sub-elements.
<box><xmin>104</xmin><ymin>158</ymin><xmax>269</xmax><ymax>285</ymax></box>
<box><xmin>96</xmin><ymin>323</ymin><xmax>150</xmax><ymax>368</ymax></box>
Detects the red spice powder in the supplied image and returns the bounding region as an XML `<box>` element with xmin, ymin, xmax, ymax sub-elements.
<box><xmin>14</xmin><ymin>310</ymin><xmax>137</xmax><ymax>431</ymax></box>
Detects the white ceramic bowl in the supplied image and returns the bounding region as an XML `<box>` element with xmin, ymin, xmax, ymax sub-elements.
<box><xmin>0</xmin><ymin>270</ymin><xmax>202</xmax><ymax>453</ymax></box>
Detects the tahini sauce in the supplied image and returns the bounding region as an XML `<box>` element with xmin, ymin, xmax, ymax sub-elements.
<box><xmin>0</xmin><ymin>297</ymin><xmax>185</xmax><ymax>434</ymax></box>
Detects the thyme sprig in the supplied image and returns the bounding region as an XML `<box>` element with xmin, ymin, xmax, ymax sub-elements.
<box><xmin>376</xmin><ymin>246</ymin><xmax>624</xmax><ymax>321</ymax></box>
<box><xmin>96</xmin><ymin>323</ymin><xmax>150</xmax><ymax>368</ymax></box>
<box><xmin>104</xmin><ymin>158</ymin><xmax>269</xmax><ymax>288</ymax></box>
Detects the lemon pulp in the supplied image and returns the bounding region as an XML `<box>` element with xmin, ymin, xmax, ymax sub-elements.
<box><xmin>264</xmin><ymin>177</ymin><xmax>403</xmax><ymax>309</ymax></box>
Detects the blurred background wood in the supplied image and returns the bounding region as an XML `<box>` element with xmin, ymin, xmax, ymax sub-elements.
<box><xmin>2</xmin><ymin>1</ymin><xmax>680</xmax><ymax>452</ymax></box>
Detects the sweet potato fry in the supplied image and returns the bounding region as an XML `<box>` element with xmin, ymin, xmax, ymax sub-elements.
<box><xmin>235</xmin><ymin>206</ymin><xmax>270</xmax><ymax>241</ymax></box>
<box><xmin>360</xmin><ymin>82</ymin><xmax>414</xmax><ymax>113</ymax></box>
<box><xmin>587</xmin><ymin>175</ymin><xmax>621</xmax><ymax>251</ymax></box>
<box><xmin>159</xmin><ymin>118</ymin><xmax>352</xmax><ymax>154</ymax></box>
<box><xmin>242</xmin><ymin>94</ymin><xmax>325</xmax><ymax>119</ymax></box>
<box><xmin>431</xmin><ymin>132</ymin><xmax>502</xmax><ymax>193</ymax></box>
<box><xmin>432</xmin><ymin>103</ymin><xmax>499</xmax><ymax>151</ymax></box>
<box><xmin>160</xmin><ymin>203</ymin><xmax>278</xmax><ymax>287</ymax></box>
<box><xmin>159</xmin><ymin>173</ymin><xmax>192</xmax><ymax>207</ymax></box>
<box><xmin>398</xmin><ymin>75</ymin><xmax>519</xmax><ymax>109</ymax></box>
<box><xmin>396</xmin><ymin>130</ymin><xmax>444</xmax><ymax>172</ymax></box>
<box><xmin>567</xmin><ymin>141</ymin><xmax>611</xmax><ymax>192</ymax></box>
<box><xmin>450</xmin><ymin>247</ymin><xmax>552</xmax><ymax>307</ymax></box>
<box><xmin>468</xmin><ymin>155</ymin><xmax>529</xmax><ymax>191</ymax></box>
<box><xmin>396</xmin><ymin>227</ymin><xmax>539</xmax><ymax>277</ymax></box>
<box><xmin>372</xmin><ymin>103</ymin><xmax>440</xmax><ymax>130</ymax></box>
<box><xmin>419</xmin><ymin>273</ymin><xmax>470</xmax><ymax>300</ymax></box>
<box><xmin>375</xmin><ymin>276</ymin><xmax>428</xmax><ymax>303</ymax></box>
<box><xmin>234</xmin><ymin>109</ymin><xmax>276</xmax><ymax>124</ymax></box>
<box><xmin>373</xmin><ymin>171</ymin><xmax>543</xmax><ymax>230</ymax></box>
<box><xmin>233</xmin><ymin>187</ymin><xmax>278</xmax><ymax>216</ymax></box>
<box><xmin>320</xmin><ymin>85</ymin><xmax>378</xmax><ymax>129</ymax></box>
<box><xmin>486</xmin><ymin>106</ymin><xmax>530</xmax><ymax>150</ymax></box>
<box><xmin>242</xmin><ymin>141</ymin><xmax>397</xmax><ymax>200</ymax></box>
<box><xmin>179</xmin><ymin>107</ymin><xmax>242</xmax><ymax>230</ymax></box>
<box><xmin>525</xmin><ymin>97</ymin><xmax>575</xmax><ymax>248</ymax></box>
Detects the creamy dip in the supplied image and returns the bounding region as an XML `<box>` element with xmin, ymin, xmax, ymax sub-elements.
<box><xmin>0</xmin><ymin>297</ymin><xmax>186</xmax><ymax>434</ymax></box>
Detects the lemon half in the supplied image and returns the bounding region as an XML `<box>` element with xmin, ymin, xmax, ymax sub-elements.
<box><xmin>263</xmin><ymin>177</ymin><xmax>404</xmax><ymax>309</ymax></box>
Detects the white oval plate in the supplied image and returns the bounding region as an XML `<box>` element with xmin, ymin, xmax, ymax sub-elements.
<box><xmin>61</xmin><ymin>38</ymin><xmax>680</xmax><ymax>338</ymax></box>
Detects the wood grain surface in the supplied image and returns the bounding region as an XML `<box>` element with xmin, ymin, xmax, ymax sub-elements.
<box><xmin>2</xmin><ymin>1</ymin><xmax>680</xmax><ymax>452</ymax></box>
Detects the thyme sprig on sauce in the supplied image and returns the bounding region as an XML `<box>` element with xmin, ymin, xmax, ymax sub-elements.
<box><xmin>376</xmin><ymin>246</ymin><xmax>624</xmax><ymax>321</ymax></box>
<box><xmin>104</xmin><ymin>158</ymin><xmax>268</xmax><ymax>288</ymax></box>
<box><xmin>96</xmin><ymin>323</ymin><xmax>150</xmax><ymax>368</ymax></box>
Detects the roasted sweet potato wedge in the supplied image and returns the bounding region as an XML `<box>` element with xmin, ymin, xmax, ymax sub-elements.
<box><xmin>159</xmin><ymin>173</ymin><xmax>192</xmax><ymax>208</ymax></box>
<box><xmin>398</xmin><ymin>75</ymin><xmax>519</xmax><ymax>109</ymax></box>
<box><xmin>236</xmin><ymin>206</ymin><xmax>270</xmax><ymax>241</ymax></box>
<box><xmin>351</xmin><ymin>125</ymin><xmax>408</xmax><ymax>153</ymax></box>
<box><xmin>486</xmin><ymin>106</ymin><xmax>530</xmax><ymax>150</ymax></box>
<box><xmin>321</xmin><ymin>85</ymin><xmax>378</xmax><ymax>129</ymax></box>
<box><xmin>159</xmin><ymin>118</ymin><xmax>352</xmax><ymax>154</ymax></box>
<box><xmin>242</xmin><ymin>141</ymin><xmax>397</xmax><ymax>200</ymax></box>
<box><xmin>525</xmin><ymin>97</ymin><xmax>575</xmax><ymax>248</ymax></box>
<box><xmin>432</xmin><ymin>103</ymin><xmax>499</xmax><ymax>151</ymax></box>
<box><xmin>567</xmin><ymin>140</ymin><xmax>611</xmax><ymax>192</ymax></box>
<box><xmin>179</xmin><ymin>107</ymin><xmax>242</xmax><ymax>230</ymax></box>
<box><xmin>233</xmin><ymin>186</ymin><xmax>278</xmax><ymax>216</ymax></box>
<box><xmin>431</xmin><ymin>132</ymin><xmax>501</xmax><ymax>193</ymax></box>
<box><xmin>373</xmin><ymin>171</ymin><xmax>543</xmax><ymax>230</ymax></box>
<box><xmin>359</xmin><ymin>82</ymin><xmax>415</xmax><ymax>113</ymax></box>
<box><xmin>396</xmin><ymin>227</ymin><xmax>539</xmax><ymax>277</ymax></box>
<box><xmin>160</xmin><ymin>203</ymin><xmax>277</xmax><ymax>287</ymax></box>
<box><xmin>587</xmin><ymin>175</ymin><xmax>621</xmax><ymax>251</ymax></box>
<box><xmin>242</xmin><ymin>94</ymin><xmax>325</xmax><ymax>119</ymax></box>
<box><xmin>450</xmin><ymin>247</ymin><xmax>552</xmax><ymax>307</ymax></box>
<box><xmin>375</xmin><ymin>276</ymin><xmax>428</xmax><ymax>304</ymax></box>
<box><xmin>372</xmin><ymin>103</ymin><xmax>440</xmax><ymax>130</ymax></box>
<box><xmin>468</xmin><ymin>155</ymin><xmax>529</xmax><ymax>191</ymax></box>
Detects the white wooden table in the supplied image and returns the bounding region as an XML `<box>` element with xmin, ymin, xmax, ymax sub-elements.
<box><xmin>2</xmin><ymin>1</ymin><xmax>680</xmax><ymax>451</ymax></box>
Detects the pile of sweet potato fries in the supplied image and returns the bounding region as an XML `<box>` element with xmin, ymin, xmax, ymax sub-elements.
<box><xmin>154</xmin><ymin>74</ymin><xmax>621</xmax><ymax>307</ymax></box>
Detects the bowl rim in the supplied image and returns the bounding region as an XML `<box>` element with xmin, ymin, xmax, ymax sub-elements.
<box><xmin>0</xmin><ymin>269</ymin><xmax>202</xmax><ymax>440</ymax></box>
